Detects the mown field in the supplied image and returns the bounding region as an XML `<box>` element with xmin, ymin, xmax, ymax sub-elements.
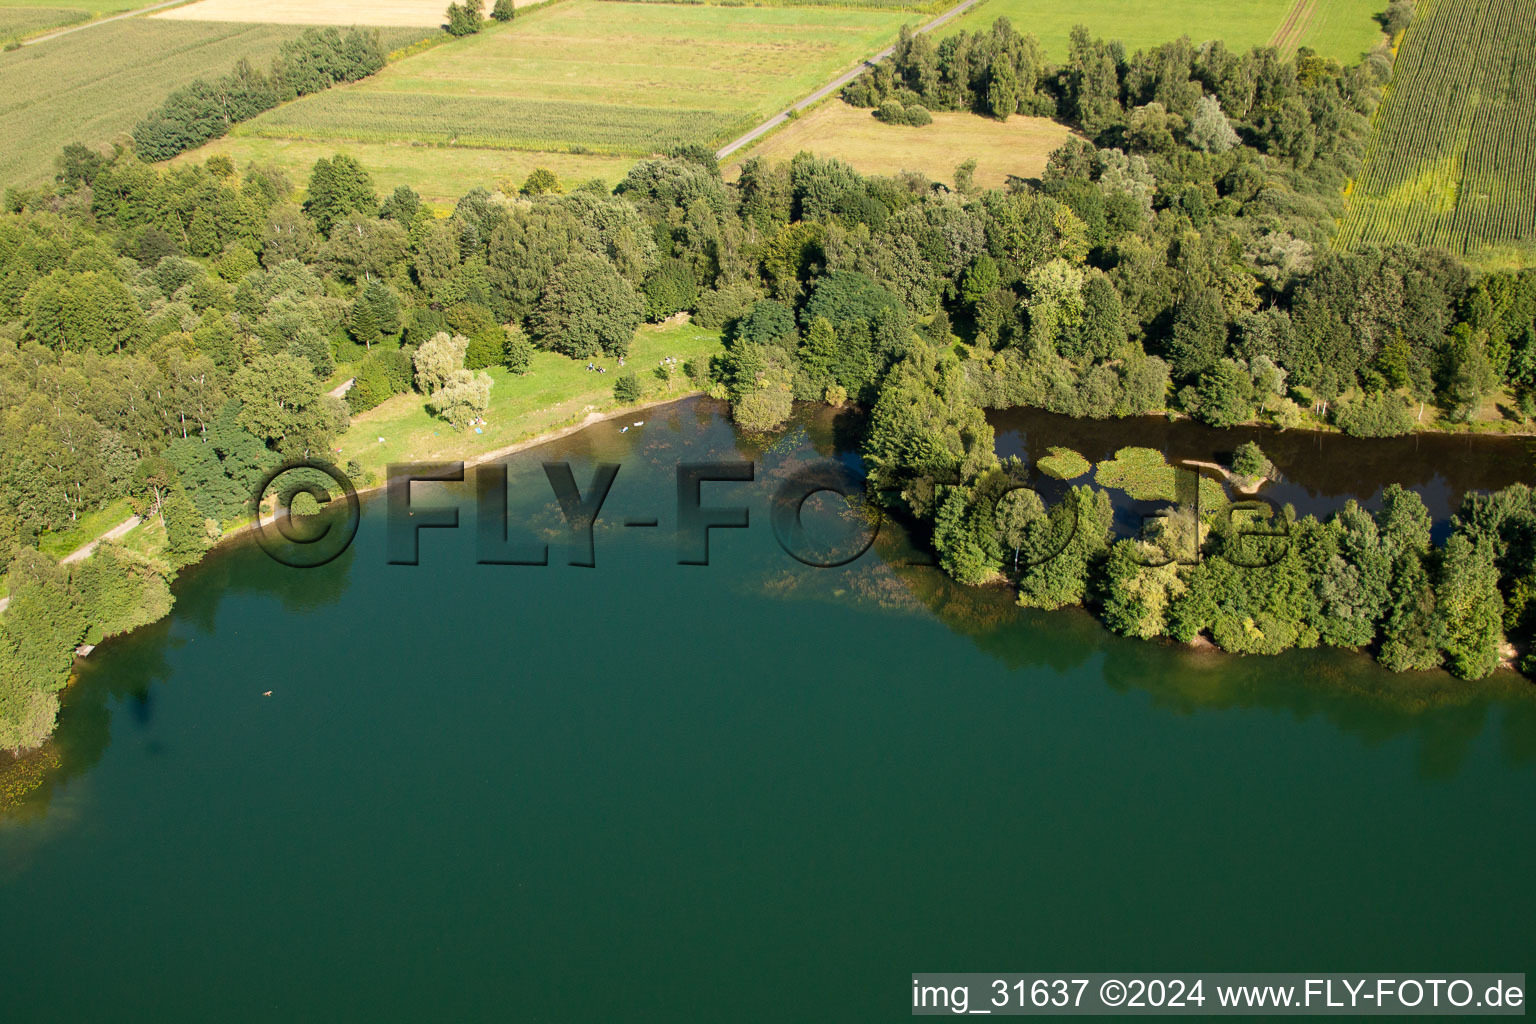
<box><xmin>231</xmin><ymin>0</ymin><xmax>915</xmax><ymax>158</ymax></box>
<box><xmin>0</xmin><ymin>19</ymin><xmax>432</xmax><ymax>188</ymax></box>
<box><xmin>0</xmin><ymin>0</ymin><xmax>136</xmax><ymax>41</ymax></box>
<box><xmin>1269</xmin><ymin>0</ymin><xmax>1388</xmax><ymax>59</ymax></box>
<box><xmin>1337</xmin><ymin>0</ymin><xmax>1536</xmax><ymax>266</ymax></box>
<box><xmin>175</xmin><ymin>136</ymin><xmax>638</xmax><ymax>204</ymax></box>
<box><xmin>730</xmin><ymin>101</ymin><xmax>1077</xmax><ymax>188</ymax></box>
<box><xmin>939</xmin><ymin>0</ymin><xmax>1382</xmax><ymax>63</ymax></box>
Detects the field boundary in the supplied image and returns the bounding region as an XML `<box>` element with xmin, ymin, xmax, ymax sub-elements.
<box><xmin>19</xmin><ymin>0</ymin><xmax>195</xmax><ymax>46</ymax></box>
<box><xmin>714</xmin><ymin>0</ymin><xmax>981</xmax><ymax>159</ymax></box>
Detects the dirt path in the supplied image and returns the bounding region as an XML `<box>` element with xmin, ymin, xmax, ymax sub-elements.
<box><xmin>0</xmin><ymin>514</ymin><xmax>141</xmax><ymax>614</ymax></box>
<box><xmin>60</xmin><ymin>515</ymin><xmax>142</xmax><ymax>564</ymax></box>
<box><xmin>715</xmin><ymin>0</ymin><xmax>984</xmax><ymax>161</ymax></box>
<box><xmin>1268</xmin><ymin>0</ymin><xmax>1317</xmax><ymax>54</ymax></box>
<box><xmin>20</xmin><ymin>0</ymin><xmax>191</xmax><ymax>46</ymax></box>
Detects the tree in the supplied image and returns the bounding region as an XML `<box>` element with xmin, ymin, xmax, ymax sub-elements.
<box><xmin>0</xmin><ymin>549</ymin><xmax>85</xmax><ymax>751</ymax></box>
<box><xmin>504</xmin><ymin>328</ymin><xmax>534</xmax><ymax>374</ymax></box>
<box><xmin>1016</xmin><ymin>486</ymin><xmax>1114</xmax><ymax>610</ymax></box>
<box><xmin>738</xmin><ymin>299</ymin><xmax>798</xmax><ymax>348</ymax></box>
<box><xmin>161</xmin><ymin>482</ymin><xmax>211</xmax><ymax>567</ymax></box>
<box><xmin>1168</xmin><ymin>288</ymin><xmax>1227</xmax><ymax>379</ymax></box>
<box><xmin>613</xmin><ymin>372</ymin><xmax>641</xmax><ymax>403</ymax></box>
<box><xmin>380</xmin><ymin>184</ymin><xmax>420</xmax><ymax>222</ymax></box>
<box><xmin>642</xmin><ymin>258</ymin><xmax>697</xmax><ymax>321</ymax></box>
<box><xmin>445</xmin><ymin>1</ymin><xmax>483</xmax><ymax>36</ymax></box>
<box><xmin>492</xmin><ymin>0</ymin><xmax>516</xmax><ymax>20</ymax></box>
<box><xmin>1231</xmin><ymin>441</ymin><xmax>1271</xmax><ymax>480</ymax></box>
<box><xmin>303</xmin><ymin>155</ymin><xmax>376</xmax><ymax>234</ymax></box>
<box><xmin>426</xmin><ymin>369</ymin><xmax>493</xmax><ymax>430</ymax></box>
<box><xmin>1194</xmin><ymin>358</ymin><xmax>1255</xmax><ymax>427</ymax></box>
<box><xmin>1188</xmin><ymin>94</ymin><xmax>1239</xmax><ymax>153</ymax></box>
<box><xmin>230</xmin><ymin>353</ymin><xmax>343</xmax><ymax>457</ymax></box>
<box><xmin>413</xmin><ymin>332</ymin><xmax>470</xmax><ymax>394</ymax></box>
<box><xmin>1435</xmin><ymin>534</ymin><xmax>1504</xmax><ymax>679</ymax></box>
<box><xmin>1379</xmin><ymin>552</ymin><xmax>1440</xmax><ymax>672</ymax></box>
<box><xmin>530</xmin><ymin>253</ymin><xmax>644</xmax><ymax>358</ymax></box>
<box><xmin>521</xmin><ymin>168</ymin><xmax>562</xmax><ymax>196</ymax></box>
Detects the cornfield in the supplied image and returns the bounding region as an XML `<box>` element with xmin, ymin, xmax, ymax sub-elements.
<box><xmin>1337</xmin><ymin>0</ymin><xmax>1536</xmax><ymax>261</ymax></box>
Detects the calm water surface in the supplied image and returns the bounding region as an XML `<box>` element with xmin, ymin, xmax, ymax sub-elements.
<box><xmin>1</xmin><ymin>399</ymin><xmax>1532</xmax><ymax>1021</ymax></box>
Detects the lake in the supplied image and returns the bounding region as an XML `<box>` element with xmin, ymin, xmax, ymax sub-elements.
<box><xmin>1</xmin><ymin>398</ymin><xmax>1532</xmax><ymax>1020</ymax></box>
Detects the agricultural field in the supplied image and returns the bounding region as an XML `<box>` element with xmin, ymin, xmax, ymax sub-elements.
<box><xmin>175</xmin><ymin>136</ymin><xmax>638</xmax><ymax>205</ymax></box>
<box><xmin>0</xmin><ymin>0</ymin><xmax>137</xmax><ymax>42</ymax></box>
<box><xmin>729</xmin><ymin>101</ymin><xmax>1077</xmax><ymax>189</ymax></box>
<box><xmin>0</xmin><ymin>20</ymin><xmax>311</xmax><ymax>187</ymax></box>
<box><xmin>939</xmin><ymin>0</ymin><xmax>1382</xmax><ymax>64</ymax></box>
<box><xmin>155</xmin><ymin>0</ymin><xmax>457</xmax><ymax>27</ymax></box>
<box><xmin>1269</xmin><ymin>0</ymin><xmax>1387</xmax><ymax>60</ymax></box>
<box><xmin>1337</xmin><ymin>0</ymin><xmax>1536</xmax><ymax>266</ymax></box>
<box><xmin>0</xmin><ymin>19</ymin><xmax>431</xmax><ymax>188</ymax></box>
<box><xmin>226</xmin><ymin>0</ymin><xmax>915</xmax><ymax>161</ymax></box>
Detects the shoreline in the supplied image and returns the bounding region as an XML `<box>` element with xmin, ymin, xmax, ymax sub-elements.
<box><xmin>221</xmin><ymin>389</ymin><xmax>707</xmax><ymax>542</ymax></box>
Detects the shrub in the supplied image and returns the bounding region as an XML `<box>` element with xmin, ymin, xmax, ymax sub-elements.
<box><xmin>733</xmin><ymin>385</ymin><xmax>792</xmax><ymax>433</ymax></box>
<box><xmin>824</xmin><ymin>383</ymin><xmax>847</xmax><ymax>406</ymax></box>
<box><xmin>1231</xmin><ymin>441</ymin><xmax>1271</xmax><ymax>480</ymax></box>
<box><xmin>1335</xmin><ymin>391</ymin><xmax>1415</xmax><ymax>437</ymax></box>
<box><xmin>613</xmin><ymin>372</ymin><xmax>642</xmax><ymax>403</ymax></box>
<box><xmin>521</xmin><ymin>167</ymin><xmax>562</xmax><ymax>196</ymax></box>
<box><xmin>348</xmin><ymin>348</ymin><xmax>413</xmax><ymax>413</ymax></box>
<box><xmin>463</xmin><ymin>327</ymin><xmax>507</xmax><ymax>370</ymax></box>
<box><xmin>873</xmin><ymin>100</ymin><xmax>932</xmax><ymax>127</ymax></box>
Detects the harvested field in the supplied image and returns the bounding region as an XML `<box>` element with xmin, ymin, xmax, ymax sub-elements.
<box><xmin>729</xmin><ymin>101</ymin><xmax>1077</xmax><ymax>188</ymax></box>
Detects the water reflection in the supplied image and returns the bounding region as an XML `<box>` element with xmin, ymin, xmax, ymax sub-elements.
<box><xmin>4</xmin><ymin>399</ymin><xmax>1534</xmax><ymax>823</ymax></box>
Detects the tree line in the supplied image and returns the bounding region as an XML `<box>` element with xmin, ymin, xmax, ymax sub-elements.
<box><xmin>3</xmin><ymin>17</ymin><xmax>1534</xmax><ymax>749</ymax></box>
<box><xmin>131</xmin><ymin>28</ymin><xmax>390</xmax><ymax>162</ymax></box>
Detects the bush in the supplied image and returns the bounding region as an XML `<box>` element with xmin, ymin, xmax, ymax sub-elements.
<box><xmin>1335</xmin><ymin>391</ymin><xmax>1415</xmax><ymax>437</ymax></box>
<box><xmin>613</xmin><ymin>372</ymin><xmax>642</xmax><ymax>403</ymax></box>
<box><xmin>732</xmin><ymin>385</ymin><xmax>792</xmax><ymax>433</ymax></box>
<box><xmin>873</xmin><ymin>100</ymin><xmax>932</xmax><ymax>127</ymax></box>
<box><xmin>1231</xmin><ymin>441</ymin><xmax>1271</xmax><ymax>480</ymax></box>
<box><xmin>463</xmin><ymin>327</ymin><xmax>507</xmax><ymax>370</ymax></box>
<box><xmin>824</xmin><ymin>383</ymin><xmax>847</xmax><ymax>406</ymax></box>
<box><xmin>347</xmin><ymin>348</ymin><xmax>413</xmax><ymax>413</ymax></box>
<box><xmin>492</xmin><ymin>0</ymin><xmax>516</xmax><ymax>20</ymax></box>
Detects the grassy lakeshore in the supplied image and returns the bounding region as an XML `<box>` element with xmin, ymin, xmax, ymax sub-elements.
<box><xmin>337</xmin><ymin>321</ymin><xmax>724</xmax><ymax>481</ymax></box>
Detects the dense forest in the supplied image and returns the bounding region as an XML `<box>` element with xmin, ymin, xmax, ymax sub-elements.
<box><xmin>2</xmin><ymin>19</ymin><xmax>1534</xmax><ymax>750</ymax></box>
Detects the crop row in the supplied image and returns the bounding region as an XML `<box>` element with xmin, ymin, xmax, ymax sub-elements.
<box><xmin>238</xmin><ymin>92</ymin><xmax>749</xmax><ymax>154</ymax></box>
<box><xmin>1338</xmin><ymin>0</ymin><xmax>1536</xmax><ymax>258</ymax></box>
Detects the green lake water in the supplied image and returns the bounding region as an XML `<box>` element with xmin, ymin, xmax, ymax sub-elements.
<box><xmin>1</xmin><ymin>398</ymin><xmax>1532</xmax><ymax>1021</ymax></box>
